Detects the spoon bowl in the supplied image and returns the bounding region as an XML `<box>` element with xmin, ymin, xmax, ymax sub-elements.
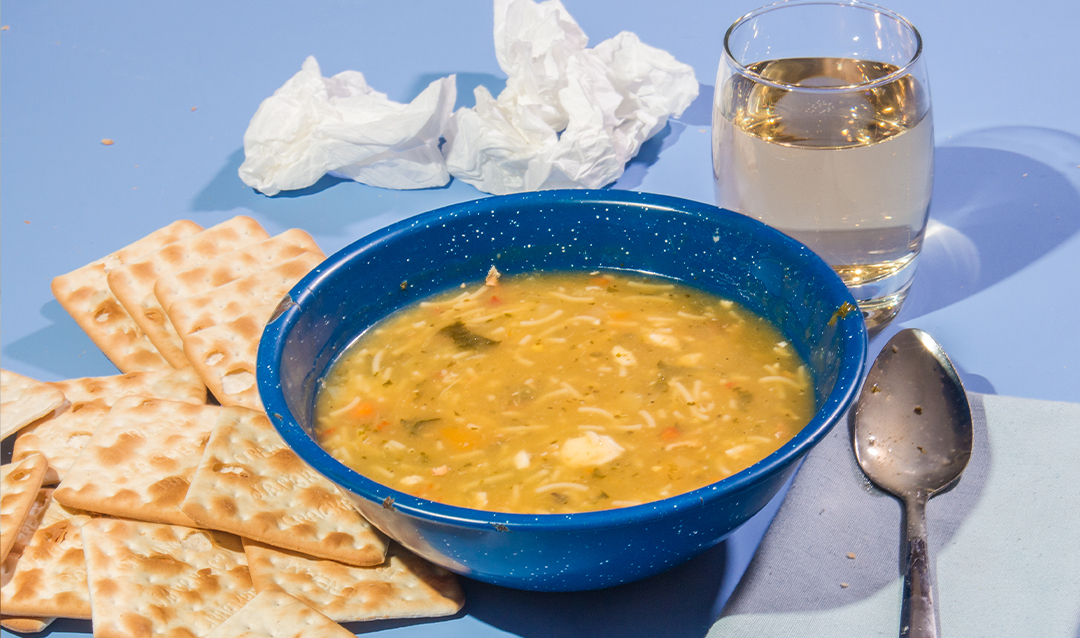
<box><xmin>853</xmin><ymin>328</ymin><xmax>973</xmax><ymax>638</ymax></box>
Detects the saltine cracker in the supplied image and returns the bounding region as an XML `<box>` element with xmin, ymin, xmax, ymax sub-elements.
<box><xmin>181</xmin><ymin>308</ymin><xmax>273</xmax><ymax>409</ymax></box>
<box><xmin>1</xmin><ymin>370</ymin><xmax>66</xmax><ymax>440</ymax></box>
<box><xmin>0</xmin><ymin>495</ymin><xmax>101</xmax><ymax>620</ymax></box>
<box><xmin>81</xmin><ymin>519</ymin><xmax>255</xmax><ymax>638</ymax></box>
<box><xmin>0</xmin><ymin>454</ymin><xmax>49</xmax><ymax>561</ymax></box>
<box><xmin>11</xmin><ymin>368</ymin><xmax>207</xmax><ymax>484</ymax></box>
<box><xmin>50</xmin><ymin>219</ymin><xmax>203</xmax><ymax>372</ymax></box>
<box><xmin>244</xmin><ymin>541</ymin><xmax>465</xmax><ymax>623</ymax></box>
<box><xmin>0</xmin><ymin>616</ymin><xmax>55</xmax><ymax>633</ymax></box>
<box><xmin>53</xmin><ymin>397</ymin><xmax>222</xmax><ymax>526</ymax></box>
<box><xmin>168</xmin><ymin>251</ymin><xmax>324</xmax><ymax>339</ymax></box>
<box><xmin>182</xmin><ymin>407</ymin><xmax>388</xmax><ymax>566</ymax></box>
<box><xmin>106</xmin><ymin>215</ymin><xmax>271</xmax><ymax>368</ymax></box>
<box><xmin>154</xmin><ymin>228</ymin><xmax>322</xmax><ymax>320</ymax></box>
<box><xmin>204</xmin><ymin>590</ymin><xmax>355</xmax><ymax>638</ymax></box>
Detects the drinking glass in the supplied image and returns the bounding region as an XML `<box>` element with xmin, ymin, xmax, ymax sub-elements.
<box><xmin>713</xmin><ymin>0</ymin><xmax>932</xmax><ymax>331</ymax></box>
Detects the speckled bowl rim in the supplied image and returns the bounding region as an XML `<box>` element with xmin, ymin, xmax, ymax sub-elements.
<box><xmin>259</xmin><ymin>190</ymin><xmax>867</xmax><ymax>533</ymax></box>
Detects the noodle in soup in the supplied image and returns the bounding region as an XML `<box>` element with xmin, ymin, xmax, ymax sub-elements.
<box><xmin>314</xmin><ymin>270</ymin><xmax>814</xmax><ymax>514</ymax></box>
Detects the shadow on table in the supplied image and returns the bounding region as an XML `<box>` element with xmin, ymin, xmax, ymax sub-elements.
<box><xmin>615</xmin><ymin>121</ymin><xmax>685</xmax><ymax>191</ymax></box>
<box><xmin>12</xmin><ymin>546</ymin><xmax>730</xmax><ymax>638</ymax></box>
<box><xmin>864</xmin><ymin>127</ymin><xmax>1080</xmax><ymax>390</ymax></box>
<box><xmin>186</xmin><ymin>148</ymin><xmax>470</xmax><ymax>238</ymax></box>
<box><xmin>900</xmin><ymin>126</ymin><xmax>1080</xmax><ymax>319</ymax></box>
<box><xmin>675</xmin><ymin>83</ymin><xmax>714</xmax><ymax>128</ymax></box>
<box><xmin>2</xmin><ymin>300</ymin><xmax>123</xmax><ymax>381</ymax></box>
<box><xmin>718</xmin><ymin>393</ymin><xmax>991</xmax><ymax>622</ymax></box>
<box><xmin>454</xmin><ymin>541</ymin><xmax>730</xmax><ymax>638</ymax></box>
<box><xmin>186</xmin><ymin>73</ymin><xmax>693</xmax><ymax>238</ymax></box>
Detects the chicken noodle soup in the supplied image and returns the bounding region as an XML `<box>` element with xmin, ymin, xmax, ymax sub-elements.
<box><xmin>315</xmin><ymin>270</ymin><xmax>815</xmax><ymax>514</ymax></box>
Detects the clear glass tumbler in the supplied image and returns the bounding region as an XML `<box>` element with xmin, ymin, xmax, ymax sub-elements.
<box><xmin>713</xmin><ymin>0</ymin><xmax>932</xmax><ymax>332</ymax></box>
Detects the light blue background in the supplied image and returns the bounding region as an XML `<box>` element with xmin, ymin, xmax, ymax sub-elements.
<box><xmin>3</xmin><ymin>1</ymin><xmax>1078</xmax><ymax>636</ymax></box>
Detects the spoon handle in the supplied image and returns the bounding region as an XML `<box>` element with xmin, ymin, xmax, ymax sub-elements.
<box><xmin>901</xmin><ymin>495</ymin><xmax>938</xmax><ymax>638</ymax></box>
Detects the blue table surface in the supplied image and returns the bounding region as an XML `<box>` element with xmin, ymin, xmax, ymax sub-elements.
<box><xmin>3</xmin><ymin>1</ymin><xmax>1078</xmax><ymax>636</ymax></box>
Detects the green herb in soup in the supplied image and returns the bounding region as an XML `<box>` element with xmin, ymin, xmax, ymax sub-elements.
<box><xmin>314</xmin><ymin>270</ymin><xmax>814</xmax><ymax>514</ymax></box>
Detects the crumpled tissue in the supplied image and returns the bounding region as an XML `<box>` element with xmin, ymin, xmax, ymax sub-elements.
<box><xmin>443</xmin><ymin>0</ymin><xmax>700</xmax><ymax>195</ymax></box>
<box><xmin>238</xmin><ymin>0</ymin><xmax>698</xmax><ymax>196</ymax></box>
<box><xmin>238</xmin><ymin>56</ymin><xmax>456</xmax><ymax>195</ymax></box>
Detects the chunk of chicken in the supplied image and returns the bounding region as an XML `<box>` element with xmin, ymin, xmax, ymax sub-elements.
<box><xmin>560</xmin><ymin>431</ymin><xmax>624</xmax><ymax>467</ymax></box>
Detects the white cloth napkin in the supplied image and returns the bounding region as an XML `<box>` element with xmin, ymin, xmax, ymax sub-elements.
<box><xmin>709</xmin><ymin>393</ymin><xmax>1080</xmax><ymax>637</ymax></box>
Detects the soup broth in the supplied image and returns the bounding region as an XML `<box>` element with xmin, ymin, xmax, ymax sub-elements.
<box><xmin>314</xmin><ymin>270</ymin><xmax>814</xmax><ymax>514</ymax></box>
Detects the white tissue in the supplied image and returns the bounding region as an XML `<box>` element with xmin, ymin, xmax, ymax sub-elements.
<box><xmin>493</xmin><ymin>0</ymin><xmax>589</xmax><ymax>131</ymax></box>
<box><xmin>238</xmin><ymin>0</ymin><xmax>697</xmax><ymax>196</ymax></box>
<box><xmin>238</xmin><ymin>56</ymin><xmax>456</xmax><ymax>195</ymax></box>
<box><xmin>443</xmin><ymin>0</ymin><xmax>699</xmax><ymax>195</ymax></box>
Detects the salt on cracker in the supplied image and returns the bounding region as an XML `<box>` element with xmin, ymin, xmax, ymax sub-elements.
<box><xmin>106</xmin><ymin>215</ymin><xmax>271</xmax><ymax>369</ymax></box>
<box><xmin>50</xmin><ymin>219</ymin><xmax>203</xmax><ymax>373</ymax></box>
<box><xmin>0</xmin><ymin>495</ymin><xmax>101</xmax><ymax>620</ymax></box>
<box><xmin>181</xmin><ymin>308</ymin><xmax>273</xmax><ymax>409</ymax></box>
<box><xmin>182</xmin><ymin>407</ymin><xmax>388</xmax><ymax>566</ymax></box>
<box><xmin>204</xmin><ymin>590</ymin><xmax>355</xmax><ymax>638</ymax></box>
<box><xmin>1</xmin><ymin>370</ymin><xmax>66</xmax><ymax>440</ymax></box>
<box><xmin>53</xmin><ymin>397</ymin><xmax>223</xmax><ymax>526</ymax></box>
<box><xmin>244</xmin><ymin>541</ymin><xmax>465</xmax><ymax>623</ymax></box>
<box><xmin>12</xmin><ymin>368</ymin><xmax>208</xmax><ymax>484</ymax></box>
<box><xmin>168</xmin><ymin>251</ymin><xmax>324</xmax><ymax>339</ymax></box>
<box><xmin>81</xmin><ymin>519</ymin><xmax>255</xmax><ymax>638</ymax></box>
<box><xmin>154</xmin><ymin>228</ymin><xmax>322</xmax><ymax>322</ymax></box>
<box><xmin>0</xmin><ymin>454</ymin><xmax>49</xmax><ymax>562</ymax></box>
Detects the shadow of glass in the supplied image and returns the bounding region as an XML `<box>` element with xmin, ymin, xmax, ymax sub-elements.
<box><xmin>462</xmin><ymin>541</ymin><xmax>729</xmax><ymax>638</ymax></box>
<box><xmin>901</xmin><ymin>127</ymin><xmax>1080</xmax><ymax>319</ymax></box>
<box><xmin>719</xmin><ymin>393</ymin><xmax>990</xmax><ymax>617</ymax></box>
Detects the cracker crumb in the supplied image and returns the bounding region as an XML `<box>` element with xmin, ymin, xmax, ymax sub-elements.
<box><xmin>101</xmin><ymin>138</ymin><xmax>115</xmax><ymax>146</ymax></box>
<box><xmin>486</xmin><ymin>266</ymin><xmax>502</xmax><ymax>287</ymax></box>
<box><xmin>846</xmin><ymin>552</ymin><xmax>856</xmax><ymax>559</ymax></box>
<box><xmin>840</xmin><ymin>582</ymin><xmax>850</xmax><ymax>588</ymax></box>
<box><xmin>1</xmin><ymin>26</ymin><xmax>9</xmax><ymax>31</ymax></box>
<box><xmin>191</xmin><ymin>106</ymin><xmax>197</xmax><ymax>111</ymax></box>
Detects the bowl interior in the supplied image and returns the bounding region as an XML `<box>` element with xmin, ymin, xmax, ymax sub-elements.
<box><xmin>258</xmin><ymin>189</ymin><xmax>867</xmax><ymax>529</ymax></box>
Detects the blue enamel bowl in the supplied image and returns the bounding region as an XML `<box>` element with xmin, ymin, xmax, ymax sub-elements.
<box><xmin>258</xmin><ymin>190</ymin><xmax>867</xmax><ymax>592</ymax></box>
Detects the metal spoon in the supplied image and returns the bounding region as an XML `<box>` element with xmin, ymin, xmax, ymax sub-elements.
<box><xmin>853</xmin><ymin>328</ymin><xmax>973</xmax><ymax>638</ymax></box>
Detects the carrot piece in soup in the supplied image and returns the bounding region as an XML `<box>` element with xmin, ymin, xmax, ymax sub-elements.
<box><xmin>661</xmin><ymin>426</ymin><xmax>681</xmax><ymax>441</ymax></box>
<box><xmin>439</xmin><ymin>425</ymin><xmax>482</xmax><ymax>450</ymax></box>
